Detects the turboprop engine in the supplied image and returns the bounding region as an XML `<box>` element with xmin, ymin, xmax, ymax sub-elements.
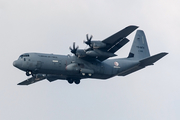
<box><xmin>66</xmin><ymin>63</ymin><xmax>80</xmax><ymax>72</ymax></box>
<box><xmin>86</xmin><ymin>49</ymin><xmax>117</xmax><ymax>57</ymax></box>
<box><xmin>66</xmin><ymin>63</ymin><xmax>94</xmax><ymax>76</ymax></box>
<box><xmin>90</xmin><ymin>41</ymin><xmax>106</xmax><ymax>49</ymax></box>
<box><xmin>84</xmin><ymin>34</ymin><xmax>106</xmax><ymax>49</ymax></box>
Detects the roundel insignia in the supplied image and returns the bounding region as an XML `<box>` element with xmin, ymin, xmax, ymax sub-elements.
<box><xmin>114</xmin><ymin>62</ymin><xmax>119</xmax><ymax>67</ymax></box>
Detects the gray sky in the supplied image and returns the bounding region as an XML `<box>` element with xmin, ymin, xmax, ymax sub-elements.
<box><xmin>0</xmin><ymin>0</ymin><xmax>179</xmax><ymax>120</ymax></box>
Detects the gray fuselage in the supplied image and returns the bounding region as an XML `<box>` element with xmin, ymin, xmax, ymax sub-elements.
<box><xmin>13</xmin><ymin>53</ymin><xmax>139</xmax><ymax>81</ymax></box>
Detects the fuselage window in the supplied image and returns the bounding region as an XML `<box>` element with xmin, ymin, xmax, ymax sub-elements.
<box><xmin>19</xmin><ymin>54</ymin><xmax>30</xmax><ymax>59</ymax></box>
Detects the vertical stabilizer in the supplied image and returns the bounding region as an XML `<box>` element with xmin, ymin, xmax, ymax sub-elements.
<box><xmin>128</xmin><ymin>30</ymin><xmax>150</xmax><ymax>60</ymax></box>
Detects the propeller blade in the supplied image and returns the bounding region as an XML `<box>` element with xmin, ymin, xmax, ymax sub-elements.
<box><xmin>89</xmin><ymin>35</ymin><xmax>93</xmax><ymax>41</ymax></box>
<box><xmin>86</xmin><ymin>34</ymin><xmax>89</xmax><ymax>41</ymax></box>
<box><xmin>76</xmin><ymin>46</ymin><xmax>79</xmax><ymax>50</ymax></box>
<box><xmin>85</xmin><ymin>34</ymin><xmax>93</xmax><ymax>47</ymax></box>
<box><xmin>69</xmin><ymin>42</ymin><xmax>79</xmax><ymax>55</ymax></box>
<box><xmin>69</xmin><ymin>46</ymin><xmax>72</xmax><ymax>51</ymax></box>
<box><xmin>73</xmin><ymin>42</ymin><xmax>75</xmax><ymax>49</ymax></box>
<box><xmin>86</xmin><ymin>34</ymin><xmax>92</xmax><ymax>41</ymax></box>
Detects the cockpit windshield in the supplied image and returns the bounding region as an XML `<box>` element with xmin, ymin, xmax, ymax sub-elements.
<box><xmin>19</xmin><ymin>54</ymin><xmax>29</xmax><ymax>58</ymax></box>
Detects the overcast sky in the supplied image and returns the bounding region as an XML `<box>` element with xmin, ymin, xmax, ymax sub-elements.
<box><xmin>0</xmin><ymin>0</ymin><xmax>179</xmax><ymax>120</ymax></box>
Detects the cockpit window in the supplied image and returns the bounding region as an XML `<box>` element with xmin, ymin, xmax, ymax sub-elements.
<box><xmin>20</xmin><ymin>54</ymin><xmax>29</xmax><ymax>58</ymax></box>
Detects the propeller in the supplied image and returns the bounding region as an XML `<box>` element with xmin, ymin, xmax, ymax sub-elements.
<box><xmin>84</xmin><ymin>34</ymin><xmax>93</xmax><ymax>48</ymax></box>
<box><xmin>69</xmin><ymin>42</ymin><xmax>79</xmax><ymax>55</ymax></box>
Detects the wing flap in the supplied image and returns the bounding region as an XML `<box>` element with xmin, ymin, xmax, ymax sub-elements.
<box><xmin>96</xmin><ymin>38</ymin><xmax>129</xmax><ymax>61</ymax></box>
<box><xmin>107</xmin><ymin>38</ymin><xmax>129</xmax><ymax>53</ymax></box>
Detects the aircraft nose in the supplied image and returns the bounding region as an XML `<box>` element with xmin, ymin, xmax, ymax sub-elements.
<box><xmin>13</xmin><ymin>60</ymin><xmax>17</xmax><ymax>67</ymax></box>
<box><xmin>13</xmin><ymin>60</ymin><xmax>20</xmax><ymax>68</ymax></box>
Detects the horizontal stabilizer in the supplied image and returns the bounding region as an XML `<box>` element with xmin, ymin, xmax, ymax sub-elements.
<box><xmin>139</xmin><ymin>52</ymin><xmax>168</xmax><ymax>67</ymax></box>
<box><xmin>118</xmin><ymin>65</ymin><xmax>144</xmax><ymax>76</ymax></box>
<box><xmin>118</xmin><ymin>52</ymin><xmax>168</xmax><ymax>76</ymax></box>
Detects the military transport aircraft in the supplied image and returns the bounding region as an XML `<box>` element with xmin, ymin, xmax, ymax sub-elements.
<box><xmin>13</xmin><ymin>25</ymin><xmax>168</xmax><ymax>85</ymax></box>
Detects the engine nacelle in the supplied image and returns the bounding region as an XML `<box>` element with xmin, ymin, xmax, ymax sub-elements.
<box><xmin>80</xmin><ymin>68</ymin><xmax>94</xmax><ymax>74</ymax></box>
<box><xmin>66</xmin><ymin>63</ymin><xmax>80</xmax><ymax>72</ymax></box>
<box><xmin>76</xmin><ymin>49</ymin><xmax>87</xmax><ymax>57</ymax></box>
<box><xmin>91</xmin><ymin>41</ymin><xmax>106</xmax><ymax>48</ymax></box>
<box><xmin>86</xmin><ymin>50</ymin><xmax>117</xmax><ymax>57</ymax></box>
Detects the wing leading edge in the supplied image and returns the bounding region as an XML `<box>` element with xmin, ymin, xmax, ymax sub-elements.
<box><xmin>103</xmin><ymin>25</ymin><xmax>138</xmax><ymax>45</ymax></box>
<box><xmin>18</xmin><ymin>74</ymin><xmax>46</xmax><ymax>85</ymax></box>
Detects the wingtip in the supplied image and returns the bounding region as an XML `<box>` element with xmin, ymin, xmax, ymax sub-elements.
<box><xmin>17</xmin><ymin>83</ymin><xmax>21</xmax><ymax>85</ymax></box>
<box><xmin>17</xmin><ymin>83</ymin><xmax>24</xmax><ymax>85</ymax></box>
<box><xmin>162</xmin><ymin>52</ymin><xmax>168</xmax><ymax>56</ymax></box>
<box><xmin>17</xmin><ymin>82</ymin><xmax>28</xmax><ymax>85</ymax></box>
<box><xmin>156</xmin><ymin>52</ymin><xmax>168</xmax><ymax>58</ymax></box>
<box><xmin>128</xmin><ymin>25</ymin><xmax>139</xmax><ymax>29</ymax></box>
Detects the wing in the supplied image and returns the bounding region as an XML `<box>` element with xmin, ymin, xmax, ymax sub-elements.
<box><xmin>72</xmin><ymin>25</ymin><xmax>138</xmax><ymax>62</ymax></box>
<box><xmin>17</xmin><ymin>74</ymin><xmax>46</xmax><ymax>85</ymax></box>
<box><xmin>101</xmin><ymin>25</ymin><xmax>138</xmax><ymax>52</ymax></box>
<box><xmin>97</xmin><ymin>25</ymin><xmax>138</xmax><ymax>61</ymax></box>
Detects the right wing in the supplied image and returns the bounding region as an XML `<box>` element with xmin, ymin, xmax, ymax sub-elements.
<box><xmin>17</xmin><ymin>74</ymin><xmax>46</xmax><ymax>85</ymax></box>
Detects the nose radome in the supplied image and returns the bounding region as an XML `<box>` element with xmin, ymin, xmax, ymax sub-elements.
<box><xmin>13</xmin><ymin>60</ymin><xmax>19</xmax><ymax>68</ymax></box>
<box><xmin>13</xmin><ymin>61</ymin><xmax>17</xmax><ymax>67</ymax></box>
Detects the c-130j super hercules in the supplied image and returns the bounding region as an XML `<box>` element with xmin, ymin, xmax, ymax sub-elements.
<box><xmin>13</xmin><ymin>25</ymin><xmax>168</xmax><ymax>85</ymax></box>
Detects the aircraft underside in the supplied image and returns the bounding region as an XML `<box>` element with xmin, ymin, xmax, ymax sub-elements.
<box><xmin>13</xmin><ymin>25</ymin><xmax>168</xmax><ymax>85</ymax></box>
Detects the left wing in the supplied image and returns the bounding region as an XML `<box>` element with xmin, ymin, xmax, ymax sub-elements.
<box><xmin>97</xmin><ymin>38</ymin><xmax>130</xmax><ymax>61</ymax></box>
<box><xmin>94</xmin><ymin>25</ymin><xmax>138</xmax><ymax>61</ymax></box>
<box><xmin>18</xmin><ymin>74</ymin><xmax>46</xmax><ymax>85</ymax></box>
<box><xmin>70</xmin><ymin>25</ymin><xmax>138</xmax><ymax>61</ymax></box>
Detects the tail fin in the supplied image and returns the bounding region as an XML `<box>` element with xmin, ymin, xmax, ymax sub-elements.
<box><xmin>128</xmin><ymin>30</ymin><xmax>150</xmax><ymax>60</ymax></box>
